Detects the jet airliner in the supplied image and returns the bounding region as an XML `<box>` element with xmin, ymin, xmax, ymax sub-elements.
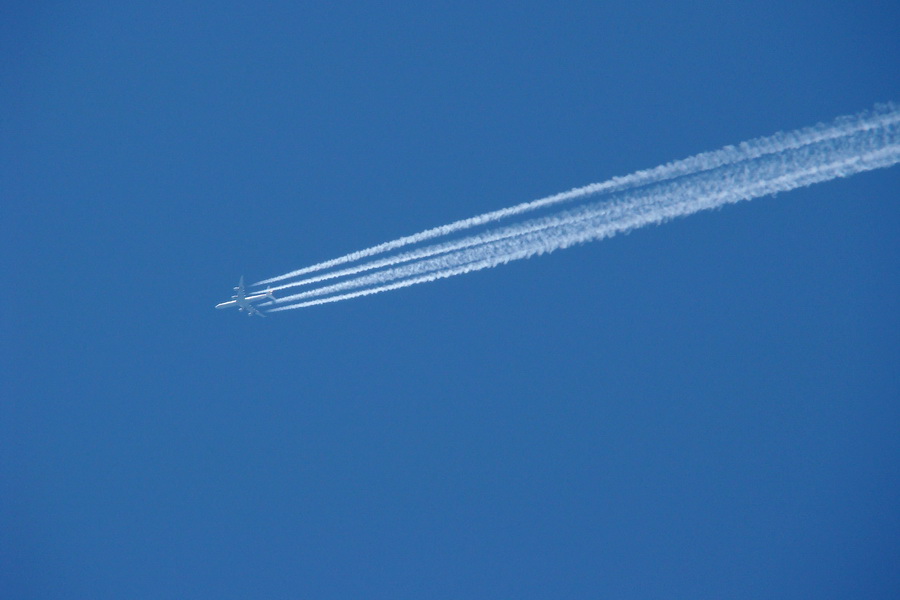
<box><xmin>215</xmin><ymin>276</ymin><xmax>275</xmax><ymax>317</ymax></box>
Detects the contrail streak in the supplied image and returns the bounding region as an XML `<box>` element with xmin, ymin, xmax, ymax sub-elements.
<box><xmin>258</xmin><ymin>104</ymin><xmax>899</xmax><ymax>311</ymax></box>
<box><xmin>253</xmin><ymin>106</ymin><xmax>900</xmax><ymax>288</ymax></box>
<box><xmin>262</xmin><ymin>194</ymin><xmax>625</xmax><ymax>295</ymax></box>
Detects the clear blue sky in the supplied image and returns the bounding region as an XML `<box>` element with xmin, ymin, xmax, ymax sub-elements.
<box><xmin>4</xmin><ymin>2</ymin><xmax>899</xmax><ymax>598</ymax></box>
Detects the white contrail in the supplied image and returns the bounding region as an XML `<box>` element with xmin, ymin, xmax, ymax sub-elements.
<box><xmin>264</xmin><ymin>105</ymin><xmax>898</xmax><ymax>312</ymax></box>
<box><xmin>262</xmin><ymin>193</ymin><xmax>626</xmax><ymax>295</ymax></box>
<box><xmin>253</xmin><ymin>106</ymin><xmax>900</xmax><ymax>288</ymax></box>
<box><xmin>270</xmin><ymin>145</ymin><xmax>899</xmax><ymax>311</ymax></box>
<box><xmin>266</xmin><ymin>202</ymin><xmax>633</xmax><ymax>304</ymax></box>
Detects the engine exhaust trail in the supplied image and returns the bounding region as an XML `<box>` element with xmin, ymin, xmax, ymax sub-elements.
<box><xmin>253</xmin><ymin>106</ymin><xmax>899</xmax><ymax>289</ymax></box>
<box><xmin>256</xmin><ymin>104</ymin><xmax>899</xmax><ymax>311</ymax></box>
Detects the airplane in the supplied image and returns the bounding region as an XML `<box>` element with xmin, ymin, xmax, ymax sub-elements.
<box><xmin>215</xmin><ymin>276</ymin><xmax>275</xmax><ymax>317</ymax></box>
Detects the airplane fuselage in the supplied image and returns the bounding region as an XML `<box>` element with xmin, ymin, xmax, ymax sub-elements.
<box><xmin>215</xmin><ymin>291</ymin><xmax>270</xmax><ymax>311</ymax></box>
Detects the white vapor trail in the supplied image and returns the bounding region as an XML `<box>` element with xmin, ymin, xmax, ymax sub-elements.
<box><xmin>254</xmin><ymin>106</ymin><xmax>900</xmax><ymax>288</ymax></box>
<box><xmin>257</xmin><ymin>104</ymin><xmax>899</xmax><ymax>312</ymax></box>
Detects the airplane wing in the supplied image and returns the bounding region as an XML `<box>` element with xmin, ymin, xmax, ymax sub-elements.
<box><xmin>235</xmin><ymin>276</ymin><xmax>246</xmax><ymax>295</ymax></box>
<box><xmin>246</xmin><ymin>303</ymin><xmax>266</xmax><ymax>318</ymax></box>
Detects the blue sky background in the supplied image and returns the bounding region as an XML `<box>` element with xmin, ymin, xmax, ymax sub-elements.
<box><xmin>3</xmin><ymin>2</ymin><xmax>899</xmax><ymax>598</ymax></box>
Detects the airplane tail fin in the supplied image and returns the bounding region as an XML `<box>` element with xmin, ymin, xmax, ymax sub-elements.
<box><xmin>266</xmin><ymin>287</ymin><xmax>276</xmax><ymax>301</ymax></box>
